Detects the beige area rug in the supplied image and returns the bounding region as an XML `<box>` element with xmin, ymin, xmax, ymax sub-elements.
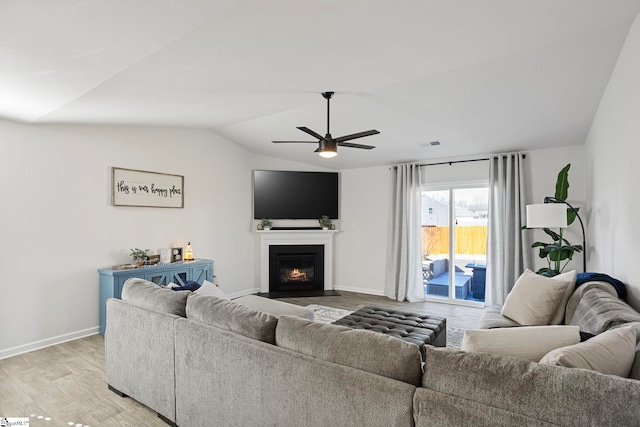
<box><xmin>305</xmin><ymin>304</ymin><xmax>464</xmax><ymax>349</ymax></box>
<box><xmin>306</xmin><ymin>304</ymin><xmax>354</xmax><ymax>324</ymax></box>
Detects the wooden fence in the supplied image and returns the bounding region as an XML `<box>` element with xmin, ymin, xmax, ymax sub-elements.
<box><xmin>422</xmin><ymin>225</ymin><xmax>488</xmax><ymax>256</ymax></box>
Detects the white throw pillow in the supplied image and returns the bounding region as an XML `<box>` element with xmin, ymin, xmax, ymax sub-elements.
<box><xmin>501</xmin><ymin>269</ymin><xmax>571</xmax><ymax>325</ymax></box>
<box><xmin>540</xmin><ymin>326</ymin><xmax>638</xmax><ymax>377</ymax></box>
<box><xmin>461</xmin><ymin>325</ymin><xmax>580</xmax><ymax>362</ymax></box>
<box><xmin>194</xmin><ymin>280</ymin><xmax>230</xmax><ymax>300</ymax></box>
<box><xmin>549</xmin><ymin>270</ymin><xmax>577</xmax><ymax>325</ymax></box>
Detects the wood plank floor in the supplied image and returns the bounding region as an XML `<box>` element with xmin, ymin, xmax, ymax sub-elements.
<box><xmin>0</xmin><ymin>291</ymin><xmax>482</xmax><ymax>426</ymax></box>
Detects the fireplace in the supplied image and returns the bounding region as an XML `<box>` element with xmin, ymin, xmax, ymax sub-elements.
<box><xmin>269</xmin><ymin>245</ymin><xmax>324</xmax><ymax>293</ymax></box>
<box><xmin>258</xmin><ymin>229</ymin><xmax>338</xmax><ymax>297</ymax></box>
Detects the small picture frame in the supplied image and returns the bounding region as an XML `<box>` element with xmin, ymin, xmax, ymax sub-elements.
<box><xmin>171</xmin><ymin>247</ymin><xmax>183</xmax><ymax>263</ymax></box>
<box><xmin>146</xmin><ymin>255</ymin><xmax>160</xmax><ymax>265</ymax></box>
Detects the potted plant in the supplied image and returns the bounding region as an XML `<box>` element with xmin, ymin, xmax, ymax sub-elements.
<box><xmin>526</xmin><ymin>164</ymin><xmax>583</xmax><ymax>276</ymax></box>
<box><xmin>319</xmin><ymin>215</ymin><xmax>332</xmax><ymax>230</ymax></box>
<box><xmin>259</xmin><ymin>218</ymin><xmax>273</xmax><ymax>230</ymax></box>
<box><xmin>130</xmin><ymin>248</ymin><xmax>149</xmax><ymax>267</ymax></box>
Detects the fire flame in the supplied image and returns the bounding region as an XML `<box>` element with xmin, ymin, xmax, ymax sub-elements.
<box><xmin>289</xmin><ymin>269</ymin><xmax>307</xmax><ymax>280</ymax></box>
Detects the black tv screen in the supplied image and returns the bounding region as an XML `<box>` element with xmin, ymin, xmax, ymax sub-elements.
<box><xmin>253</xmin><ymin>170</ymin><xmax>339</xmax><ymax>220</ymax></box>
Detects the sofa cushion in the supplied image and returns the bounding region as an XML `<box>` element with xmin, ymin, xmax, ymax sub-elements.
<box><xmin>477</xmin><ymin>306</ymin><xmax>521</xmax><ymax>329</ymax></box>
<box><xmin>631</xmin><ymin>343</ymin><xmax>640</xmax><ymax>381</ymax></box>
<box><xmin>501</xmin><ymin>269</ymin><xmax>571</xmax><ymax>326</ymax></box>
<box><xmin>567</xmin><ymin>285</ymin><xmax>640</xmax><ymax>335</ymax></box>
<box><xmin>540</xmin><ymin>326</ymin><xmax>637</xmax><ymax>377</ymax></box>
<box><xmin>430</xmin><ymin>259</ymin><xmax>448</xmax><ymax>277</ymax></box>
<box><xmin>421</xmin><ymin>346</ymin><xmax>640</xmax><ymax>427</ymax></box>
<box><xmin>461</xmin><ymin>325</ymin><xmax>580</xmax><ymax>362</ymax></box>
<box><xmin>275</xmin><ymin>315</ymin><xmax>422</xmax><ymax>385</ymax></box>
<box><xmin>233</xmin><ymin>295</ymin><xmax>314</xmax><ymax>320</ymax></box>
<box><xmin>186</xmin><ymin>293</ymin><xmax>278</xmax><ymax>344</ymax></box>
<box><xmin>121</xmin><ymin>278</ymin><xmax>189</xmax><ymax>317</ymax></box>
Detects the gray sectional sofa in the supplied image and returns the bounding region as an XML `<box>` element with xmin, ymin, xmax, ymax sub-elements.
<box><xmin>105</xmin><ymin>278</ymin><xmax>640</xmax><ymax>427</ymax></box>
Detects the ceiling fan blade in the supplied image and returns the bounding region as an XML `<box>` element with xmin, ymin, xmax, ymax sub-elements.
<box><xmin>297</xmin><ymin>126</ymin><xmax>327</xmax><ymax>141</ymax></box>
<box><xmin>334</xmin><ymin>129</ymin><xmax>380</xmax><ymax>143</ymax></box>
<box><xmin>272</xmin><ymin>140</ymin><xmax>318</xmax><ymax>144</ymax></box>
<box><xmin>338</xmin><ymin>141</ymin><xmax>376</xmax><ymax>150</ymax></box>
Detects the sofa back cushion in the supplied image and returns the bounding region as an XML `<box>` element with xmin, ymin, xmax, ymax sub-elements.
<box><xmin>568</xmin><ymin>286</ymin><xmax>640</xmax><ymax>335</ymax></box>
<box><xmin>422</xmin><ymin>346</ymin><xmax>640</xmax><ymax>426</ymax></box>
<box><xmin>429</xmin><ymin>259</ymin><xmax>448</xmax><ymax>277</ymax></box>
<box><xmin>275</xmin><ymin>315</ymin><xmax>422</xmax><ymax>385</ymax></box>
<box><xmin>121</xmin><ymin>278</ymin><xmax>189</xmax><ymax>317</ymax></box>
<box><xmin>186</xmin><ymin>293</ymin><xmax>278</xmax><ymax>344</ymax></box>
<box><xmin>631</xmin><ymin>343</ymin><xmax>640</xmax><ymax>381</ymax></box>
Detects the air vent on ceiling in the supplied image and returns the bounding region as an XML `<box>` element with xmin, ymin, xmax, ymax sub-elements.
<box><xmin>419</xmin><ymin>140</ymin><xmax>441</xmax><ymax>147</ymax></box>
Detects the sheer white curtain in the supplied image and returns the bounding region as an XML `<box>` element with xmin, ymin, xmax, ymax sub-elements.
<box><xmin>486</xmin><ymin>153</ymin><xmax>530</xmax><ymax>306</ymax></box>
<box><xmin>385</xmin><ymin>163</ymin><xmax>424</xmax><ymax>302</ymax></box>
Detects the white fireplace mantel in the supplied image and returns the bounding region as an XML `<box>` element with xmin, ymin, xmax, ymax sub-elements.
<box><xmin>258</xmin><ymin>229</ymin><xmax>338</xmax><ymax>293</ymax></box>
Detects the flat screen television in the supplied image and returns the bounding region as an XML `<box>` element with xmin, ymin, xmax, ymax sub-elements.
<box><xmin>253</xmin><ymin>170</ymin><xmax>339</xmax><ymax>220</ymax></box>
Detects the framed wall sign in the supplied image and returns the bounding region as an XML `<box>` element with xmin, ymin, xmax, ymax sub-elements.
<box><xmin>112</xmin><ymin>167</ymin><xmax>184</xmax><ymax>208</ymax></box>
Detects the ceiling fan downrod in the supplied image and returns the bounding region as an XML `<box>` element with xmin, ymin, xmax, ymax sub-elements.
<box><xmin>323</xmin><ymin>91</ymin><xmax>334</xmax><ymax>137</ymax></box>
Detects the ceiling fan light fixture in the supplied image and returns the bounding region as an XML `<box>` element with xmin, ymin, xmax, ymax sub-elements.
<box><xmin>318</xmin><ymin>150</ymin><xmax>337</xmax><ymax>158</ymax></box>
<box><xmin>317</xmin><ymin>138</ymin><xmax>338</xmax><ymax>158</ymax></box>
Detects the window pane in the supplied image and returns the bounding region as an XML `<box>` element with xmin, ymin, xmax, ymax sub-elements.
<box><xmin>422</xmin><ymin>190</ymin><xmax>450</xmax><ymax>300</ymax></box>
<box><xmin>421</xmin><ymin>187</ymin><xmax>488</xmax><ymax>303</ymax></box>
<box><xmin>453</xmin><ymin>188</ymin><xmax>487</xmax><ymax>302</ymax></box>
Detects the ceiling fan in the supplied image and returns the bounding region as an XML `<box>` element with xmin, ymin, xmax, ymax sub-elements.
<box><xmin>272</xmin><ymin>91</ymin><xmax>379</xmax><ymax>158</ymax></box>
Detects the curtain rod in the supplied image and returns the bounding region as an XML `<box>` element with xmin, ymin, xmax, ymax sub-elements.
<box><xmin>420</xmin><ymin>154</ymin><xmax>527</xmax><ymax>168</ymax></box>
<box><xmin>390</xmin><ymin>153</ymin><xmax>527</xmax><ymax>168</ymax></box>
<box><xmin>419</xmin><ymin>157</ymin><xmax>489</xmax><ymax>167</ymax></box>
<box><xmin>390</xmin><ymin>153</ymin><xmax>526</xmax><ymax>169</ymax></box>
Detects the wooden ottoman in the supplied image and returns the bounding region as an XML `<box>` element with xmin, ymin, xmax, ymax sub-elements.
<box><xmin>333</xmin><ymin>306</ymin><xmax>446</xmax><ymax>360</ymax></box>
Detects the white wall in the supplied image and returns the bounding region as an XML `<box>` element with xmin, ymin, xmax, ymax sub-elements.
<box><xmin>335</xmin><ymin>166</ymin><xmax>390</xmax><ymax>295</ymax></box>
<box><xmin>585</xmin><ymin>13</ymin><xmax>640</xmax><ymax>310</ymax></box>
<box><xmin>336</xmin><ymin>146</ymin><xmax>586</xmax><ymax>296</ymax></box>
<box><xmin>0</xmin><ymin>119</ymin><xmax>255</xmax><ymax>357</ymax></box>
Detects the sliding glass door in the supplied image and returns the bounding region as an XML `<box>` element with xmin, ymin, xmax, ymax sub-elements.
<box><xmin>422</xmin><ymin>185</ymin><xmax>488</xmax><ymax>304</ymax></box>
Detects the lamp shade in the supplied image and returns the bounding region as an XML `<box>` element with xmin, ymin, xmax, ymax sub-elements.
<box><xmin>526</xmin><ymin>203</ymin><xmax>567</xmax><ymax>228</ymax></box>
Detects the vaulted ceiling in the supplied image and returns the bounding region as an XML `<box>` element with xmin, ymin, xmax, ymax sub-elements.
<box><xmin>2</xmin><ymin>1</ymin><xmax>639</xmax><ymax>169</ymax></box>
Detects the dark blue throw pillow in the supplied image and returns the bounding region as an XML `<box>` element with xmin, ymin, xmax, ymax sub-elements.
<box><xmin>171</xmin><ymin>280</ymin><xmax>201</xmax><ymax>292</ymax></box>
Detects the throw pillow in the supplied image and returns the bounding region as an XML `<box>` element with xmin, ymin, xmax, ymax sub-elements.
<box><xmin>501</xmin><ymin>269</ymin><xmax>571</xmax><ymax>325</ymax></box>
<box><xmin>461</xmin><ymin>325</ymin><xmax>580</xmax><ymax>362</ymax></box>
<box><xmin>539</xmin><ymin>326</ymin><xmax>638</xmax><ymax>377</ymax></box>
<box><xmin>549</xmin><ymin>270</ymin><xmax>577</xmax><ymax>325</ymax></box>
<box><xmin>170</xmin><ymin>280</ymin><xmax>201</xmax><ymax>292</ymax></box>
<box><xmin>194</xmin><ymin>280</ymin><xmax>229</xmax><ymax>300</ymax></box>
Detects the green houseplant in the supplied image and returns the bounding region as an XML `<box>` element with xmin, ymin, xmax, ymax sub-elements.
<box><xmin>318</xmin><ymin>215</ymin><xmax>332</xmax><ymax>229</ymax></box>
<box><xmin>527</xmin><ymin>164</ymin><xmax>583</xmax><ymax>276</ymax></box>
<box><xmin>130</xmin><ymin>248</ymin><xmax>149</xmax><ymax>266</ymax></box>
<box><xmin>258</xmin><ymin>218</ymin><xmax>273</xmax><ymax>230</ymax></box>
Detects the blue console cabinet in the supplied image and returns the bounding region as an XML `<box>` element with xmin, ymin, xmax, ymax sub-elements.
<box><xmin>98</xmin><ymin>259</ymin><xmax>214</xmax><ymax>336</ymax></box>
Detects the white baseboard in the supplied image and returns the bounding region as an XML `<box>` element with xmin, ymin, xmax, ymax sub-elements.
<box><xmin>0</xmin><ymin>326</ymin><xmax>99</xmax><ymax>360</ymax></box>
<box><xmin>334</xmin><ymin>285</ymin><xmax>385</xmax><ymax>296</ymax></box>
